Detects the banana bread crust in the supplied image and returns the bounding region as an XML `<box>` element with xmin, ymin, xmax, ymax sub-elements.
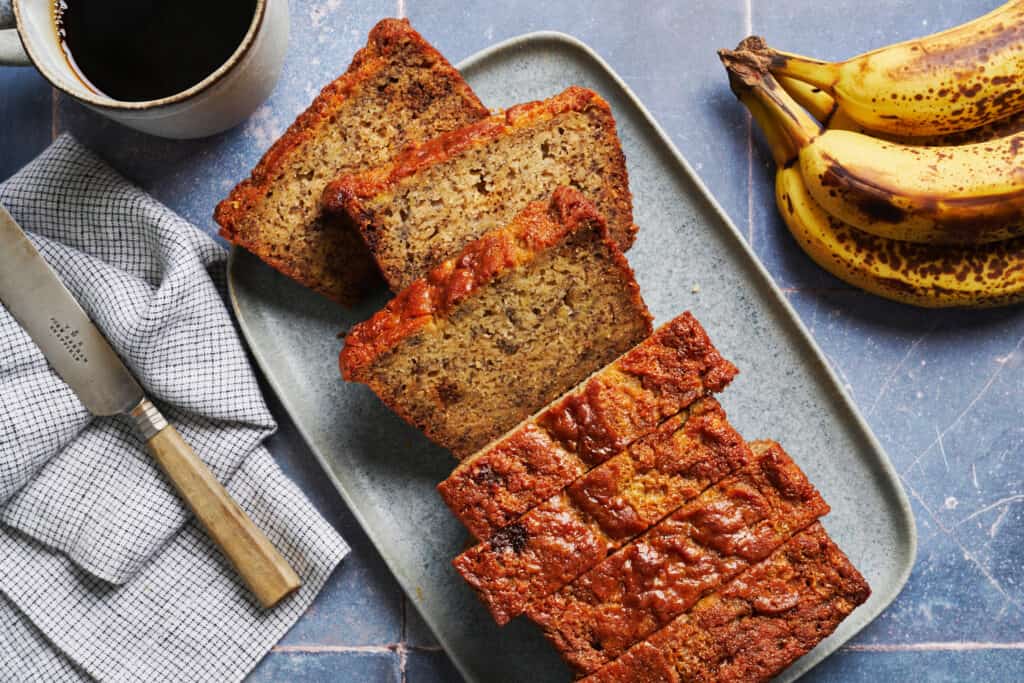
<box><xmin>340</xmin><ymin>187</ymin><xmax>652</xmax><ymax>458</ymax></box>
<box><xmin>340</xmin><ymin>187</ymin><xmax>645</xmax><ymax>379</ymax></box>
<box><xmin>452</xmin><ymin>398</ymin><xmax>749</xmax><ymax>625</ymax></box>
<box><xmin>438</xmin><ymin>312</ymin><xmax>738</xmax><ymax>540</ymax></box>
<box><xmin>528</xmin><ymin>440</ymin><xmax>831</xmax><ymax>675</ymax></box>
<box><xmin>581</xmin><ymin>522</ymin><xmax>870</xmax><ymax>683</ymax></box>
<box><xmin>323</xmin><ymin>85</ymin><xmax>638</xmax><ymax>290</ymax></box>
<box><xmin>214</xmin><ymin>18</ymin><xmax>488</xmax><ymax>304</ymax></box>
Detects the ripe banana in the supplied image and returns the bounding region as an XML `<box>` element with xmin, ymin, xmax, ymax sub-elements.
<box><xmin>719</xmin><ymin>52</ymin><xmax>1024</xmax><ymax>245</ymax></box>
<box><xmin>775</xmin><ymin>76</ymin><xmax>835</xmax><ymax>125</ymax></box>
<box><xmin>779</xmin><ymin>75</ymin><xmax>1024</xmax><ymax>145</ymax></box>
<box><xmin>762</xmin><ymin>1</ymin><xmax>1024</xmax><ymax>136</ymax></box>
<box><xmin>726</xmin><ymin>54</ymin><xmax>1024</xmax><ymax>307</ymax></box>
<box><xmin>797</xmin><ymin>126</ymin><xmax>1024</xmax><ymax>244</ymax></box>
<box><xmin>776</xmin><ymin>165</ymin><xmax>1024</xmax><ymax>308</ymax></box>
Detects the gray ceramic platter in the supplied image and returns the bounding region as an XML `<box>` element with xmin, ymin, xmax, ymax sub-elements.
<box><xmin>228</xmin><ymin>32</ymin><xmax>917</xmax><ymax>683</ymax></box>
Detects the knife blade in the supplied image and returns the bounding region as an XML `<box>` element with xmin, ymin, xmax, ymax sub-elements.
<box><xmin>0</xmin><ymin>205</ymin><xmax>301</xmax><ymax>608</ymax></box>
<box><xmin>0</xmin><ymin>205</ymin><xmax>143</xmax><ymax>416</ymax></box>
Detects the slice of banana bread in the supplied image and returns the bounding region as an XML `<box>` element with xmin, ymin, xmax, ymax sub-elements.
<box><xmin>340</xmin><ymin>187</ymin><xmax>652</xmax><ymax>459</ymax></box>
<box><xmin>438</xmin><ymin>312</ymin><xmax>738</xmax><ymax>540</ymax></box>
<box><xmin>528</xmin><ymin>440</ymin><xmax>830</xmax><ymax>675</ymax></box>
<box><xmin>581</xmin><ymin>522</ymin><xmax>870</xmax><ymax>683</ymax></box>
<box><xmin>452</xmin><ymin>398</ymin><xmax>749</xmax><ymax>625</ymax></box>
<box><xmin>214</xmin><ymin>18</ymin><xmax>488</xmax><ymax>305</ymax></box>
<box><xmin>323</xmin><ymin>86</ymin><xmax>637</xmax><ymax>291</ymax></box>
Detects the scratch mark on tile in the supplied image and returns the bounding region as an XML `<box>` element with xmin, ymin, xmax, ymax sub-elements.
<box><xmin>244</xmin><ymin>104</ymin><xmax>286</xmax><ymax>150</ymax></box>
<box><xmin>956</xmin><ymin>494</ymin><xmax>1024</xmax><ymax>527</ymax></box>
<box><xmin>903</xmin><ymin>480</ymin><xmax>1023</xmax><ymax>614</ymax></box>
<box><xmin>902</xmin><ymin>333</ymin><xmax>1024</xmax><ymax>476</ymax></box>
<box><xmin>989</xmin><ymin>505</ymin><xmax>1010</xmax><ymax>538</ymax></box>
<box><xmin>936</xmin><ymin>426</ymin><xmax>950</xmax><ymax>472</ymax></box>
<box><xmin>867</xmin><ymin>325</ymin><xmax>933</xmax><ymax>418</ymax></box>
<box><xmin>824</xmin><ymin>352</ymin><xmax>857</xmax><ymax>403</ymax></box>
<box><xmin>310</xmin><ymin>0</ymin><xmax>343</xmax><ymax>29</ymax></box>
<box><xmin>971</xmin><ymin>463</ymin><xmax>980</xmax><ymax>490</ymax></box>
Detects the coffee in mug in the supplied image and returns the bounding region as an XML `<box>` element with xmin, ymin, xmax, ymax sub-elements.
<box><xmin>0</xmin><ymin>0</ymin><xmax>289</xmax><ymax>139</ymax></box>
<box><xmin>55</xmin><ymin>0</ymin><xmax>259</xmax><ymax>101</ymax></box>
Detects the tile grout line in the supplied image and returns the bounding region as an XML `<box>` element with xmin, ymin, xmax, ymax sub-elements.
<box><xmin>843</xmin><ymin>642</ymin><xmax>1024</xmax><ymax>652</ymax></box>
<box><xmin>743</xmin><ymin>0</ymin><xmax>754</xmax><ymax>249</ymax></box>
<box><xmin>399</xmin><ymin>596</ymin><xmax>409</xmax><ymax>682</ymax></box>
<box><xmin>271</xmin><ymin>644</ymin><xmax>444</xmax><ymax>654</ymax></box>
<box><xmin>51</xmin><ymin>88</ymin><xmax>60</xmax><ymax>140</ymax></box>
<box><xmin>270</xmin><ymin>641</ymin><xmax>1024</xmax><ymax>654</ymax></box>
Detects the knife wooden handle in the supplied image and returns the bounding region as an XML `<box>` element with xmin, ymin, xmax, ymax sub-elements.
<box><xmin>145</xmin><ymin>422</ymin><xmax>302</xmax><ymax>608</ymax></box>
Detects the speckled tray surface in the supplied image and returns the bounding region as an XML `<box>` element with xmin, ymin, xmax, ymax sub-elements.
<box><xmin>228</xmin><ymin>32</ymin><xmax>916</xmax><ymax>683</ymax></box>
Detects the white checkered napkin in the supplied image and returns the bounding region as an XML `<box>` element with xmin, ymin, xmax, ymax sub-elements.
<box><xmin>0</xmin><ymin>135</ymin><xmax>280</xmax><ymax>584</ymax></box>
<box><xmin>0</xmin><ymin>447</ymin><xmax>350</xmax><ymax>683</ymax></box>
<box><xmin>0</xmin><ymin>135</ymin><xmax>350</xmax><ymax>682</ymax></box>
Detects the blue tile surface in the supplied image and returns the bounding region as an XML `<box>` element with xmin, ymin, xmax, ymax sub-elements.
<box><xmin>405</xmin><ymin>649</ymin><xmax>463</xmax><ymax>682</ymax></box>
<box><xmin>250</xmin><ymin>649</ymin><xmax>400</xmax><ymax>682</ymax></box>
<box><xmin>2</xmin><ymin>1</ymin><xmax>1023</xmax><ymax>681</ymax></box>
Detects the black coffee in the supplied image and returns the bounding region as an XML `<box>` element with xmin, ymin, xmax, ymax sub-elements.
<box><xmin>55</xmin><ymin>0</ymin><xmax>258</xmax><ymax>102</ymax></box>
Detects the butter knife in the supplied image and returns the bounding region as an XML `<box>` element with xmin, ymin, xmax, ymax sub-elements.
<box><xmin>0</xmin><ymin>205</ymin><xmax>301</xmax><ymax>608</ymax></box>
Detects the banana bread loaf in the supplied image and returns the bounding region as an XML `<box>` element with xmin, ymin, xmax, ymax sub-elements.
<box><xmin>323</xmin><ymin>85</ymin><xmax>637</xmax><ymax>291</ymax></box>
<box><xmin>452</xmin><ymin>398</ymin><xmax>749</xmax><ymax>625</ymax></box>
<box><xmin>528</xmin><ymin>440</ymin><xmax>830</xmax><ymax>675</ymax></box>
<box><xmin>581</xmin><ymin>522</ymin><xmax>870</xmax><ymax>683</ymax></box>
<box><xmin>438</xmin><ymin>312</ymin><xmax>738</xmax><ymax>540</ymax></box>
<box><xmin>340</xmin><ymin>187</ymin><xmax>651</xmax><ymax>459</ymax></box>
<box><xmin>214</xmin><ymin>18</ymin><xmax>488</xmax><ymax>305</ymax></box>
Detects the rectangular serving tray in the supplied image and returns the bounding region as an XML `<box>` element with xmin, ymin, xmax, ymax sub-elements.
<box><xmin>228</xmin><ymin>32</ymin><xmax>917</xmax><ymax>682</ymax></box>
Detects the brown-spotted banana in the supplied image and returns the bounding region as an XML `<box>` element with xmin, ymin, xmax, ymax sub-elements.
<box><xmin>726</xmin><ymin>54</ymin><xmax>1024</xmax><ymax>308</ymax></box>
<box><xmin>778</xmin><ymin>74</ymin><xmax>1024</xmax><ymax>145</ymax></box>
<box><xmin>755</xmin><ymin>1</ymin><xmax>1024</xmax><ymax>136</ymax></box>
<box><xmin>720</xmin><ymin>47</ymin><xmax>1024</xmax><ymax>245</ymax></box>
<box><xmin>776</xmin><ymin>164</ymin><xmax>1024</xmax><ymax>308</ymax></box>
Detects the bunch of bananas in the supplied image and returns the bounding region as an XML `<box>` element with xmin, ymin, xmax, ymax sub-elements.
<box><xmin>719</xmin><ymin>1</ymin><xmax>1024</xmax><ymax>308</ymax></box>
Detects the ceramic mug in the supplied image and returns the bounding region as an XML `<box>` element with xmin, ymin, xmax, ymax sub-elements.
<box><xmin>0</xmin><ymin>0</ymin><xmax>289</xmax><ymax>139</ymax></box>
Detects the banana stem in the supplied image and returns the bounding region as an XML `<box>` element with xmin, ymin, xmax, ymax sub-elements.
<box><xmin>719</xmin><ymin>45</ymin><xmax>823</xmax><ymax>163</ymax></box>
<box><xmin>755</xmin><ymin>75</ymin><xmax>824</xmax><ymax>150</ymax></box>
<box><xmin>729</xmin><ymin>72</ymin><xmax>798</xmax><ymax>166</ymax></box>
<box><xmin>765</xmin><ymin>50</ymin><xmax>839</xmax><ymax>91</ymax></box>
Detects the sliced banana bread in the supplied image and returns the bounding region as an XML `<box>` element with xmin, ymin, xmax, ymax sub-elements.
<box><xmin>323</xmin><ymin>85</ymin><xmax>637</xmax><ymax>291</ymax></box>
<box><xmin>214</xmin><ymin>18</ymin><xmax>488</xmax><ymax>305</ymax></box>
<box><xmin>452</xmin><ymin>398</ymin><xmax>749</xmax><ymax>625</ymax></box>
<box><xmin>438</xmin><ymin>312</ymin><xmax>738</xmax><ymax>540</ymax></box>
<box><xmin>340</xmin><ymin>187</ymin><xmax>651</xmax><ymax>459</ymax></box>
<box><xmin>528</xmin><ymin>440</ymin><xmax>830</xmax><ymax>675</ymax></box>
<box><xmin>581</xmin><ymin>522</ymin><xmax>870</xmax><ymax>683</ymax></box>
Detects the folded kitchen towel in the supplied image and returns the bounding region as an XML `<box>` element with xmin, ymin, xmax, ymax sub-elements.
<box><xmin>0</xmin><ymin>135</ymin><xmax>349</xmax><ymax>682</ymax></box>
<box><xmin>0</xmin><ymin>133</ymin><xmax>280</xmax><ymax>584</ymax></box>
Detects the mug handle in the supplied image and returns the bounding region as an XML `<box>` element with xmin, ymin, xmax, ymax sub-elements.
<box><xmin>0</xmin><ymin>0</ymin><xmax>31</xmax><ymax>66</ymax></box>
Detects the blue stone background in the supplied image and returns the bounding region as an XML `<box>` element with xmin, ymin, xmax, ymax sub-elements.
<box><xmin>2</xmin><ymin>1</ymin><xmax>1022</xmax><ymax>680</ymax></box>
